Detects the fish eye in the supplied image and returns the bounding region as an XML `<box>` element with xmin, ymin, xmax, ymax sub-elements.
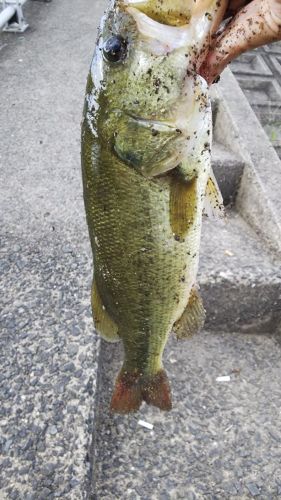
<box><xmin>103</xmin><ymin>35</ymin><xmax>127</xmax><ymax>63</ymax></box>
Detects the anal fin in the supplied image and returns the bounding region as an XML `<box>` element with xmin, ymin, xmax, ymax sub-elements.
<box><xmin>173</xmin><ymin>286</ymin><xmax>205</xmax><ymax>339</ymax></box>
<box><xmin>91</xmin><ymin>281</ymin><xmax>120</xmax><ymax>343</ymax></box>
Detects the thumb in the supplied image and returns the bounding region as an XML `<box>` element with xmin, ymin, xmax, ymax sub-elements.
<box><xmin>200</xmin><ymin>0</ymin><xmax>281</xmax><ymax>84</ymax></box>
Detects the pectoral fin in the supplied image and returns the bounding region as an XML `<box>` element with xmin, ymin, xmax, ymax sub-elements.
<box><xmin>173</xmin><ymin>286</ymin><xmax>205</xmax><ymax>339</ymax></box>
<box><xmin>170</xmin><ymin>175</ymin><xmax>198</xmax><ymax>240</ymax></box>
<box><xmin>203</xmin><ymin>168</ymin><xmax>225</xmax><ymax>219</ymax></box>
<box><xmin>91</xmin><ymin>281</ymin><xmax>120</xmax><ymax>343</ymax></box>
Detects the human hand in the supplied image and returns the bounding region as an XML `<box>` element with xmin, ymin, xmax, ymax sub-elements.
<box><xmin>200</xmin><ymin>0</ymin><xmax>281</xmax><ymax>84</ymax></box>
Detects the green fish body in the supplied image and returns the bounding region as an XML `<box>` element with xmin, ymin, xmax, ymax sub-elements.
<box><xmin>81</xmin><ymin>0</ymin><xmax>225</xmax><ymax>413</ymax></box>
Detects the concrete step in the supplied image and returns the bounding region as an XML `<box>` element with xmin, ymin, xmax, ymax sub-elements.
<box><xmin>231</xmin><ymin>44</ymin><xmax>281</xmax><ymax>160</ymax></box>
<box><xmin>200</xmin><ymin>210</ymin><xmax>281</xmax><ymax>333</ymax></box>
<box><xmin>212</xmin><ymin>69</ymin><xmax>281</xmax><ymax>256</ymax></box>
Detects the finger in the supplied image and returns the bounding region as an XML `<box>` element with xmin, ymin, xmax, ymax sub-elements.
<box><xmin>200</xmin><ymin>0</ymin><xmax>281</xmax><ymax>84</ymax></box>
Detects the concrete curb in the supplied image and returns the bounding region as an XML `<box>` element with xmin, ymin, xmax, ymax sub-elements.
<box><xmin>213</xmin><ymin>69</ymin><xmax>281</xmax><ymax>256</ymax></box>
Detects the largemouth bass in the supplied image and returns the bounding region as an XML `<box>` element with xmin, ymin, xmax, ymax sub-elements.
<box><xmin>81</xmin><ymin>0</ymin><xmax>226</xmax><ymax>413</ymax></box>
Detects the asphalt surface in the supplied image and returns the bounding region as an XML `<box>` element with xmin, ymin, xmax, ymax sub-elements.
<box><xmin>1</xmin><ymin>0</ymin><xmax>104</xmax><ymax>498</ymax></box>
<box><xmin>94</xmin><ymin>331</ymin><xmax>281</xmax><ymax>499</ymax></box>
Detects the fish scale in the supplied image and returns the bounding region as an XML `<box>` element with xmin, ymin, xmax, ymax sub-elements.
<box><xmin>93</xmin><ymin>153</ymin><xmax>191</xmax><ymax>327</ymax></box>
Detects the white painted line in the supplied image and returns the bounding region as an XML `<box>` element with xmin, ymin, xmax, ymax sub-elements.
<box><xmin>216</xmin><ymin>375</ymin><xmax>231</xmax><ymax>382</ymax></box>
<box><xmin>138</xmin><ymin>420</ymin><xmax>154</xmax><ymax>430</ymax></box>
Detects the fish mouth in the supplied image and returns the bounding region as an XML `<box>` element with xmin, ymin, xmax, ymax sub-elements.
<box><xmin>125</xmin><ymin>5</ymin><xmax>214</xmax><ymax>59</ymax></box>
<box><xmin>112</xmin><ymin>110</ymin><xmax>184</xmax><ymax>176</ymax></box>
<box><xmin>124</xmin><ymin>0</ymin><xmax>192</xmax><ymax>27</ymax></box>
<box><xmin>114</xmin><ymin>109</ymin><xmax>180</xmax><ymax>133</ymax></box>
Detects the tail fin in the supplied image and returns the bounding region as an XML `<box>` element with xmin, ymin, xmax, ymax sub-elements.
<box><xmin>110</xmin><ymin>368</ymin><xmax>172</xmax><ymax>414</ymax></box>
<box><xmin>110</xmin><ymin>370</ymin><xmax>143</xmax><ymax>414</ymax></box>
<box><xmin>142</xmin><ymin>370</ymin><xmax>172</xmax><ymax>410</ymax></box>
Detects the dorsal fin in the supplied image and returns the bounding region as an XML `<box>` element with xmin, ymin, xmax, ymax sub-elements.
<box><xmin>203</xmin><ymin>168</ymin><xmax>225</xmax><ymax>219</ymax></box>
